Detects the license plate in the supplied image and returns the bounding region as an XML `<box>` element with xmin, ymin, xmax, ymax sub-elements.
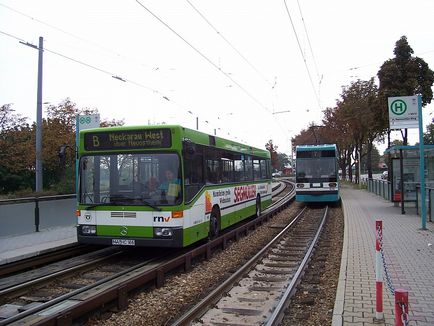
<box><xmin>312</xmin><ymin>183</ymin><xmax>322</xmax><ymax>187</ymax></box>
<box><xmin>112</xmin><ymin>239</ymin><xmax>135</xmax><ymax>246</ymax></box>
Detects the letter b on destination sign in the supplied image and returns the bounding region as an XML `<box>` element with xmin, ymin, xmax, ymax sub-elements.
<box><xmin>93</xmin><ymin>136</ymin><xmax>100</xmax><ymax>148</ymax></box>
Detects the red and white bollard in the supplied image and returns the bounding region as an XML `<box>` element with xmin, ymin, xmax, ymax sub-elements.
<box><xmin>395</xmin><ymin>289</ymin><xmax>409</xmax><ymax>326</ymax></box>
<box><xmin>375</xmin><ymin>220</ymin><xmax>384</xmax><ymax>321</ymax></box>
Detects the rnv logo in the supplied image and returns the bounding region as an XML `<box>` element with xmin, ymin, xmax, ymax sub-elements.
<box><xmin>154</xmin><ymin>216</ymin><xmax>171</xmax><ymax>222</ymax></box>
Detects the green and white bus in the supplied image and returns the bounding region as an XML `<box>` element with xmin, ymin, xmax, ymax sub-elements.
<box><xmin>76</xmin><ymin>125</ymin><xmax>272</xmax><ymax>247</ymax></box>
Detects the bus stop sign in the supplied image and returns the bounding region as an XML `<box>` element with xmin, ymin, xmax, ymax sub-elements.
<box><xmin>388</xmin><ymin>95</ymin><xmax>419</xmax><ymax>129</ymax></box>
<box><xmin>77</xmin><ymin>114</ymin><xmax>100</xmax><ymax>130</ymax></box>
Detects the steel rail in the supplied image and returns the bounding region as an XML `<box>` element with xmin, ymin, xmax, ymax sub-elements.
<box><xmin>0</xmin><ymin>248</ymin><xmax>124</xmax><ymax>297</ymax></box>
<box><xmin>266</xmin><ymin>205</ymin><xmax>329</xmax><ymax>325</ymax></box>
<box><xmin>0</xmin><ymin>255</ymin><xmax>168</xmax><ymax>326</ymax></box>
<box><xmin>171</xmin><ymin>205</ymin><xmax>307</xmax><ymax>326</ymax></box>
<box><xmin>0</xmin><ymin>244</ymin><xmax>91</xmax><ymax>277</ymax></box>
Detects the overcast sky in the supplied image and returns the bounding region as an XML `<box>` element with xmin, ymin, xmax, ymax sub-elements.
<box><xmin>1</xmin><ymin>0</ymin><xmax>433</xmax><ymax>155</ymax></box>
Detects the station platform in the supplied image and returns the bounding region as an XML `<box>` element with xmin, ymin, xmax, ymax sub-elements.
<box><xmin>333</xmin><ymin>185</ymin><xmax>434</xmax><ymax>325</ymax></box>
<box><xmin>0</xmin><ymin>225</ymin><xmax>77</xmax><ymax>265</ymax></box>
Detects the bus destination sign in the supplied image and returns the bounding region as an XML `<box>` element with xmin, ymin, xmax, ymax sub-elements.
<box><xmin>84</xmin><ymin>129</ymin><xmax>172</xmax><ymax>150</ymax></box>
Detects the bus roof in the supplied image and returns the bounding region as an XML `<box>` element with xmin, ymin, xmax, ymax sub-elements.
<box><xmin>79</xmin><ymin>125</ymin><xmax>270</xmax><ymax>158</ymax></box>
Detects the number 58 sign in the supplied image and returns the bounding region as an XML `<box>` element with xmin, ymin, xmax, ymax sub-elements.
<box><xmin>77</xmin><ymin>114</ymin><xmax>100</xmax><ymax>131</ymax></box>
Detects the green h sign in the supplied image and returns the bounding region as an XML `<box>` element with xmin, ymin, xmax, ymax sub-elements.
<box><xmin>390</xmin><ymin>99</ymin><xmax>407</xmax><ymax>115</ymax></box>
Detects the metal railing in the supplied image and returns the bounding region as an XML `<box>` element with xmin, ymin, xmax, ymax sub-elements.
<box><xmin>415</xmin><ymin>186</ymin><xmax>434</xmax><ymax>222</ymax></box>
<box><xmin>367</xmin><ymin>178</ymin><xmax>391</xmax><ymax>201</ymax></box>
<box><xmin>365</xmin><ymin>180</ymin><xmax>433</xmax><ymax>222</ymax></box>
<box><xmin>0</xmin><ymin>194</ymin><xmax>76</xmax><ymax>236</ymax></box>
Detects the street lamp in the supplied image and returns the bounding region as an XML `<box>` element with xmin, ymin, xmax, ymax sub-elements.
<box><xmin>272</xmin><ymin>110</ymin><xmax>291</xmax><ymax>115</ymax></box>
<box><xmin>188</xmin><ymin>110</ymin><xmax>199</xmax><ymax>130</ymax></box>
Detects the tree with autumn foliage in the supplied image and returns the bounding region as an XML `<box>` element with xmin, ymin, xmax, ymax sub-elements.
<box><xmin>265</xmin><ymin>139</ymin><xmax>279</xmax><ymax>170</ymax></box>
<box><xmin>42</xmin><ymin>99</ymin><xmax>124</xmax><ymax>193</ymax></box>
<box><xmin>334</xmin><ymin>79</ymin><xmax>382</xmax><ymax>181</ymax></box>
<box><xmin>0</xmin><ymin>98</ymin><xmax>124</xmax><ymax>195</ymax></box>
<box><xmin>0</xmin><ymin>104</ymin><xmax>34</xmax><ymax>192</ymax></box>
<box><xmin>321</xmin><ymin>107</ymin><xmax>353</xmax><ymax>180</ymax></box>
<box><xmin>378</xmin><ymin>36</ymin><xmax>434</xmax><ymax>144</ymax></box>
<box><xmin>289</xmin><ymin>36</ymin><xmax>433</xmax><ymax>185</ymax></box>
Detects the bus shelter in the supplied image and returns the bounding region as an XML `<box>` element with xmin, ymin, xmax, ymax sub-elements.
<box><xmin>384</xmin><ymin>145</ymin><xmax>434</xmax><ymax>208</ymax></box>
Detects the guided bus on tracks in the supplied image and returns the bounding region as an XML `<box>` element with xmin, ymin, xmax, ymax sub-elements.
<box><xmin>295</xmin><ymin>144</ymin><xmax>340</xmax><ymax>203</ymax></box>
<box><xmin>76</xmin><ymin>125</ymin><xmax>272</xmax><ymax>247</ymax></box>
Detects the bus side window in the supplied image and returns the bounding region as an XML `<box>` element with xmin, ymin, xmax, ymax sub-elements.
<box><xmin>234</xmin><ymin>157</ymin><xmax>244</xmax><ymax>182</ymax></box>
<box><xmin>184</xmin><ymin>146</ymin><xmax>205</xmax><ymax>202</ymax></box>
<box><xmin>206</xmin><ymin>166</ymin><xmax>214</xmax><ymax>183</ymax></box>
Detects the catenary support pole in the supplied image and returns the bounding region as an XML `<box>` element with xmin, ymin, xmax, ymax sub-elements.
<box><xmin>35</xmin><ymin>36</ymin><xmax>44</xmax><ymax>192</ymax></box>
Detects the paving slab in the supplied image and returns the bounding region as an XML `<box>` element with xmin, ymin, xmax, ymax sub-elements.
<box><xmin>0</xmin><ymin>225</ymin><xmax>77</xmax><ymax>265</ymax></box>
<box><xmin>333</xmin><ymin>185</ymin><xmax>434</xmax><ymax>326</ymax></box>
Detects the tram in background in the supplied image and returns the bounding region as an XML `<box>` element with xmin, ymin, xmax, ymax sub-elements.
<box><xmin>295</xmin><ymin>144</ymin><xmax>340</xmax><ymax>203</ymax></box>
<box><xmin>76</xmin><ymin>125</ymin><xmax>272</xmax><ymax>248</ymax></box>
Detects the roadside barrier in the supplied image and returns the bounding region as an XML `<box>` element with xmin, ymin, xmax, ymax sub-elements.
<box><xmin>375</xmin><ymin>220</ymin><xmax>410</xmax><ymax>326</ymax></box>
<box><xmin>395</xmin><ymin>289</ymin><xmax>409</xmax><ymax>326</ymax></box>
<box><xmin>0</xmin><ymin>194</ymin><xmax>75</xmax><ymax>236</ymax></box>
<box><xmin>375</xmin><ymin>221</ymin><xmax>384</xmax><ymax>321</ymax></box>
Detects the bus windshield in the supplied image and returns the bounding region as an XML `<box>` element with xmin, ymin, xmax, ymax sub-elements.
<box><xmin>79</xmin><ymin>152</ymin><xmax>182</xmax><ymax>206</ymax></box>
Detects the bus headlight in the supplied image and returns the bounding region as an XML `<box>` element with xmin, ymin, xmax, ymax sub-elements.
<box><xmin>296</xmin><ymin>184</ymin><xmax>305</xmax><ymax>188</ymax></box>
<box><xmin>329</xmin><ymin>182</ymin><xmax>337</xmax><ymax>188</ymax></box>
<box><xmin>81</xmin><ymin>225</ymin><xmax>96</xmax><ymax>235</ymax></box>
<box><xmin>154</xmin><ymin>227</ymin><xmax>173</xmax><ymax>237</ymax></box>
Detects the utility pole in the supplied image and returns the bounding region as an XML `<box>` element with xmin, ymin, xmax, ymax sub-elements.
<box><xmin>21</xmin><ymin>37</ymin><xmax>44</xmax><ymax>191</ymax></box>
<box><xmin>36</xmin><ymin>36</ymin><xmax>44</xmax><ymax>192</ymax></box>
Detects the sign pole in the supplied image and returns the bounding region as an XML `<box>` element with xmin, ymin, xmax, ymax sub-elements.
<box><xmin>388</xmin><ymin>95</ymin><xmax>426</xmax><ymax>229</ymax></box>
<box><xmin>417</xmin><ymin>95</ymin><xmax>427</xmax><ymax>229</ymax></box>
<box><xmin>75</xmin><ymin>115</ymin><xmax>80</xmax><ymax>196</ymax></box>
<box><xmin>76</xmin><ymin>114</ymin><xmax>100</xmax><ymax>197</ymax></box>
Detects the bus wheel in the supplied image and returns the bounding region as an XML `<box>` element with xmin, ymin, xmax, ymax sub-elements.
<box><xmin>255</xmin><ymin>196</ymin><xmax>261</xmax><ymax>217</ymax></box>
<box><xmin>209</xmin><ymin>208</ymin><xmax>220</xmax><ymax>239</ymax></box>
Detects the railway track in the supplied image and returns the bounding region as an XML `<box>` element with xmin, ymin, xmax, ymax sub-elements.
<box><xmin>0</xmin><ymin>249</ymin><xmax>173</xmax><ymax>325</ymax></box>
<box><xmin>172</xmin><ymin>206</ymin><xmax>329</xmax><ymax>325</ymax></box>
<box><xmin>0</xmin><ymin>181</ymin><xmax>294</xmax><ymax>325</ymax></box>
<box><xmin>0</xmin><ymin>244</ymin><xmax>97</xmax><ymax>277</ymax></box>
<box><xmin>0</xmin><ymin>246</ymin><xmax>129</xmax><ymax>298</ymax></box>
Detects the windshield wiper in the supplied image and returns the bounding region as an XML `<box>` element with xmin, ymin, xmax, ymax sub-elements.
<box><xmin>82</xmin><ymin>194</ymin><xmax>162</xmax><ymax>211</ymax></box>
<box><xmin>109</xmin><ymin>195</ymin><xmax>162</xmax><ymax>211</ymax></box>
<box><xmin>84</xmin><ymin>204</ymin><xmax>100</xmax><ymax>210</ymax></box>
<box><xmin>83</xmin><ymin>202</ymin><xmax>123</xmax><ymax>210</ymax></box>
<box><xmin>139</xmin><ymin>199</ymin><xmax>162</xmax><ymax>211</ymax></box>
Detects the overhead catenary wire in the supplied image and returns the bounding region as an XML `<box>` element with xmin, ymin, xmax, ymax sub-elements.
<box><xmin>283</xmin><ymin>0</ymin><xmax>321</xmax><ymax>110</ymax></box>
<box><xmin>295</xmin><ymin>0</ymin><xmax>323</xmax><ymax>102</ymax></box>
<box><xmin>0</xmin><ymin>2</ymin><xmax>137</xmax><ymax>65</ymax></box>
<box><xmin>4</xmin><ymin>1</ymin><xmax>271</xmax><ymax>115</ymax></box>
<box><xmin>0</xmin><ymin>30</ymin><xmax>175</xmax><ymax>107</ymax></box>
<box><xmin>0</xmin><ymin>29</ymin><xmax>251</xmax><ymax>143</ymax></box>
<box><xmin>0</xmin><ymin>30</ymin><xmax>25</xmax><ymax>43</ymax></box>
<box><xmin>0</xmin><ymin>2</ymin><xmax>168</xmax><ymax>74</ymax></box>
<box><xmin>185</xmin><ymin>0</ymin><xmax>274</xmax><ymax>88</ymax></box>
<box><xmin>135</xmin><ymin>0</ymin><xmax>271</xmax><ymax>114</ymax></box>
<box><xmin>296</xmin><ymin>0</ymin><xmax>321</xmax><ymax>83</ymax></box>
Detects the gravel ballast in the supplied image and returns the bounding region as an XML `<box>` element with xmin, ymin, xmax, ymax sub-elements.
<box><xmin>88</xmin><ymin>202</ymin><xmax>344</xmax><ymax>326</ymax></box>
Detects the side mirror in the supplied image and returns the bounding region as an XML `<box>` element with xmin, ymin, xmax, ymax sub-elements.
<box><xmin>182</xmin><ymin>140</ymin><xmax>196</xmax><ymax>156</ymax></box>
